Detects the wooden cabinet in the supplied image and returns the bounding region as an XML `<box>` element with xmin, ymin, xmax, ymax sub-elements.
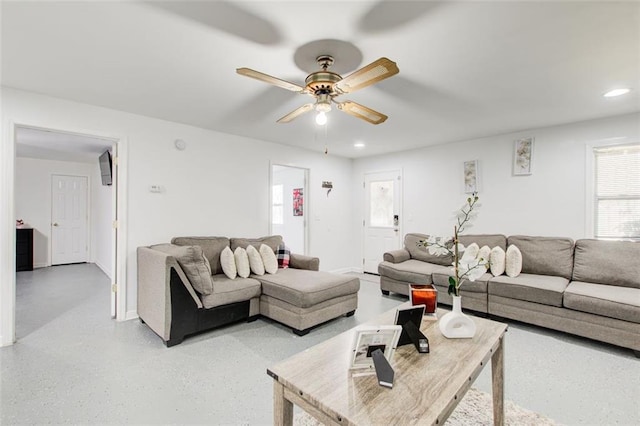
<box><xmin>16</xmin><ymin>228</ymin><xmax>33</xmax><ymax>272</ymax></box>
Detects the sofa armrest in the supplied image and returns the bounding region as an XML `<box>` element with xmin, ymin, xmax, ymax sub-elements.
<box><xmin>137</xmin><ymin>247</ymin><xmax>203</xmax><ymax>342</ymax></box>
<box><xmin>289</xmin><ymin>253</ymin><xmax>320</xmax><ymax>271</ymax></box>
<box><xmin>383</xmin><ymin>249</ymin><xmax>411</xmax><ymax>263</ymax></box>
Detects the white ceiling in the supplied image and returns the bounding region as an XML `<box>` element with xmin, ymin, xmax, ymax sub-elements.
<box><xmin>2</xmin><ymin>1</ymin><xmax>639</xmax><ymax>159</ymax></box>
<box><xmin>15</xmin><ymin>127</ymin><xmax>113</xmax><ymax>164</ymax></box>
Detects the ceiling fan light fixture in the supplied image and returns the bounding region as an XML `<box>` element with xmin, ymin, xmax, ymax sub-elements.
<box><xmin>315</xmin><ymin>93</ymin><xmax>332</xmax><ymax>113</ymax></box>
<box><xmin>315</xmin><ymin>111</ymin><xmax>328</xmax><ymax>126</ymax></box>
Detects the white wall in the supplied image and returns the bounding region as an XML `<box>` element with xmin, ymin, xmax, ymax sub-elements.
<box><xmin>14</xmin><ymin>157</ymin><xmax>113</xmax><ymax>273</ymax></box>
<box><xmin>352</xmin><ymin>112</ymin><xmax>640</xmax><ymax>264</ymax></box>
<box><xmin>1</xmin><ymin>87</ymin><xmax>355</xmax><ymax>323</ymax></box>
<box><xmin>91</xmin><ymin>160</ymin><xmax>114</xmax><ymax>276</ymax></box>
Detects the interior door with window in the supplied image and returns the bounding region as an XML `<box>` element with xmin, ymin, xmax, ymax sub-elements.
<box><xmin>363</xmin><ymin>170</ymin><xmax>402</xmax><ymax>273</ymax></box>
<box><xmin>51</xmin><ymin>175</ymin><xmax>89</xmax><ymax>265</ymax></box>
<box><xmin>271</xmin><ymin>165</ymin><xmax>308</xmax><ymax>254</ymax></box>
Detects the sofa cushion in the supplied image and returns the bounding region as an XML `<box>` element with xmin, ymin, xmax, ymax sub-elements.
<box><xmin>220</xmin><ymin>246</ymin><xmax>237</xmax><ymax>279</ymax></box>
<box><xmin>246</xmin><ymin>245</ymin><xmax>265</xmax><ymax>275</ymax></box>
<box><xmin>276</xmin><ymin>244</ymin><xmax>291</xmax><ymax>269</ymax></box>
<box><xmin>505</xmin><ymin>245</ymin><xmax>523</xmax><ymax>278</ymax></box>
<box><xmin>150</xmin><ymin>243</ymin><xmax>214</xmax><ymax>295</ymax></box>
<box><xmin>432</xmin><ymin>272</ymin><xmax>491</xmax><ymax>293</ymax></box>
<box><xmin>171</xmin><ymin>236</ymin><xmax>230</xmax><ymax>275</ymax></box>
<box><xmin>572</xmin><ymin>239</ymin><xmax>640</xmax><ymax>289</ymax></box>
<box><xmin>507</xmin><ymin>236</ymin><xmax>574</xmax><ymax>279</ymax></box>
<box><xmin>378</xmin><ymin>259</ymin><xmax>451</xmax><ymax>285</ymax></box>
<box><xmin>200</xmin><ymin>275</ymin><xmax>262</xmax><ymax>309</ymax></box>
<box><xmin>490</xmin><ymin>246</ymin><xmax>506</xmax><ymax>276</ymax></box>
<box><xmin>564</xmin><ymin>281</ymin><xmax>640</xmax><ymax>324</ymax></box>
<box><xmin>260</xmin><ymin>244</ymin><xmax>278</xmax><ymax>274</ymax></box>
<box><xmin>461</xmin><ymin>243</ymin><xmax>480</xmax><ymax>261</ymax></box>
<box><xmin>404</xmin><ymin>233</ymin><xmax>453</xmax><ymax>266</ymax></box>
<box><xmin>234</xmin><ymin>247</ymin><xmax>250</xmax><ymax>278</ymax></box>
<box><xmin>231</xmin><ymin>235</ymin><xmax>283</xmax><ymax>252</ymax></box>
<box><xmin>488</xmin><ymin>273</ymin><xmax>570</xmax><ymax>307</ymax></box>
<box><xmin>257</xmin><ymin>269</ymin><xmax>360</xmax><ymax>308</ymax></box>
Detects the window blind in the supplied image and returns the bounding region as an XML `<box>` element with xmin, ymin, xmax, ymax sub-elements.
<box><xmin>594</xmin><ymin>144</ymin><xmax>640</xmax><ymax>240</ymax></box>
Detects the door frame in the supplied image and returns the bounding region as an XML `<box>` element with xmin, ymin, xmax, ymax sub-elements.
<box><xmin>362</xmin><ymin>169</ymin><xmax>403</xmax><ymax>273</ymax></box>
<box><xmin>0</xmin><ymin>120</ymin><xmax>128</xmax><ymax>347</ymax></box>
<box><xmin>50</xmin><ymin>174</ymin><xmax>90</xmax><ymax>266</ymax></box>
<box><xmin>269</xmin><ymin>162</ymin><xmax>310</xmax><ymax>255</ymax></box>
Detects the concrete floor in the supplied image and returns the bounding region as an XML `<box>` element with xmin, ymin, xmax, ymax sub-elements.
<box><xmin>1</xmin><ymin>263</ymin><xmax>639</xmax><ymax>425</ymax></box>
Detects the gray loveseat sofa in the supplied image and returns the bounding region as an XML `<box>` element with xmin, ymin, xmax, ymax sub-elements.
<box><xmin>379</xmin><ymin>233</ymin><xmax>640</xmax><ymax>352</ymax></box>
<box><xmin>138</xmin><ymin>235</ymin><xmax>359</xmax><ymax>346</ymax></box>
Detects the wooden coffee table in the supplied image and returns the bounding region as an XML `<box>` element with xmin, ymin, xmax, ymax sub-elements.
<box><xmin>267</xmin><ymin>303</ymin><xmax>508</xmax><ymax>425</ymax></box>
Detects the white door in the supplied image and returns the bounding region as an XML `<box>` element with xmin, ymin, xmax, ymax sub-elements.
<box><xmin>51</xmin><ymin>175</ymin><xmax>89</xmax><ymax>265</ymax></box>
<box><xmin>363</xmin><ymin>171</ymin><xmax>402</xmax><ymax>273</ymax></box>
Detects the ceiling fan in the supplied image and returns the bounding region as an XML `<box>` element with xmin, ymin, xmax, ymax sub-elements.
<box><xmin>236</xmin><ymin>55</ymin><xmax>399</xmax><ymax>125</ymax></box>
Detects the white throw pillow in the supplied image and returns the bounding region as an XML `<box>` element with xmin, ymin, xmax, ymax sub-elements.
<box><xmin>260</xmin><ymin>244</ymin><xmax>278</xmax><ymax>274</ymax></box>
<box><xmin>505</xmin><ymin>245</ymin><xmax>523</xmax><ymax>278</ymax></box>
<box><xmin>490</xmin><ymin>246</ymin><xmax>506</xmax><ymax>276</ymax></box>
<box><xmin>234</xmin><ymin>247</ymin><xmax>250</xmax><ymax>278</ymax></box>
<box><xmin>246</xmin><ymin>245</ymin><xmax>265</xmax><ymax>275</ymax></box>
<box><xmin>461</xmin><ymin>242</ymin><xmax>480</xmax><ymax>261</ymax></box>
<box><xmin>476</xmin><ymin>245</ymin><xmax>491</xmax><ymax>271</ymax></box>
<box><xmin>220</xmin><ymin>246</ymin><xmax>237</xmax><ymax>279</ymax></box>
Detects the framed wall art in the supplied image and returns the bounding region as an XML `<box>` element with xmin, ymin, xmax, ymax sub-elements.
<box><xmin>293</xmin><ymin>188</ymin><xmax>303</xmax><ymax>216</ymax></box>
<box><xmin>513</xmin><ymin>137</ymin><xmax>534</xmax><ymax>175</ymax></box>
<box><xmin>463</xmin><ymin>160</ymin><xmax>478</xmax><ymax>193</ymax></box>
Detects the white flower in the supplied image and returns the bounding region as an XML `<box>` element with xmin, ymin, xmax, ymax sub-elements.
<box><xmin>457</xmin><ymin>258</ymin><xmax>487</xmax><ymax>282</ymax></box>
<box><xmin>428</xmin><ymin>244</ymin><xmax>449</xmax><ymax>256</ymax></box>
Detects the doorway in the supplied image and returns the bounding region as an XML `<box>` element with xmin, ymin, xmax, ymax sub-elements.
<box><xmin>270</xmin><ymin>164</ymin><xmax>309</xmax><ymax>254</ymax></box>
<box><xmin>2</xmin><ymin>123</ymin><xmax>127</xmax><ymax>346</ymax></box>
<box><xmin>363</xmin><ymin>170</ymin><xmax>403</xmax><ymax>274</ymax></box>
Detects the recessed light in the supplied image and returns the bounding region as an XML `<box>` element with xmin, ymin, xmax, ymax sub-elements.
<box><xmin>354</xmin><ymin>142</ymin><xmax>365</xmax><ymax>148</ymax></box>
<box><xmin>604</xmin><ymin>88</ymin><xmax>631</xmax><ymax>97</ymax></box>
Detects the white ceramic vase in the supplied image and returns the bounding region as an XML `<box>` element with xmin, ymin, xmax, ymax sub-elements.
<box><xmin>439</xmin><ymin>295</ymin><xmax>476</xmax><ymax>338</ymax></box>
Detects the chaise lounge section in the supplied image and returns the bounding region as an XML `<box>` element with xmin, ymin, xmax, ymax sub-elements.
<box><xmin>137</xmin><ymin>235</ymin><xmax>359</xmax><ymax>346</ymax></box>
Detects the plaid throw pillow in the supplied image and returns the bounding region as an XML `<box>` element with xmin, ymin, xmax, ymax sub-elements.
<box><xmin>276</xmin><ymin>244</ymin><xmax>291</xmax><ymax>269</ymax></box>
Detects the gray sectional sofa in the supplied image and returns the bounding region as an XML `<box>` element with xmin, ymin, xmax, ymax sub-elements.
<box><xmin>137</xmin><ymin>235</ymin><xmax>359</xmax><ymax>346</ymax></box>
<box><xmin>379</xmin><ymin>233</ymin><xmax>640</xmax><ymax>352</ymax></box>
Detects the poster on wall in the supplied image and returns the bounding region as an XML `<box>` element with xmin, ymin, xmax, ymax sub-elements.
<box><xmin>293</xmin><ymin>188</ymin><xmax>303</xmax><ymax>216</ymax></box>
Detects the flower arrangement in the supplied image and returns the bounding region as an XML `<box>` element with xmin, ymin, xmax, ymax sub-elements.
<box><xmin>418</xmin><ymin>193</ymin><xmax>488</xmax><ymax>297</ymax></box>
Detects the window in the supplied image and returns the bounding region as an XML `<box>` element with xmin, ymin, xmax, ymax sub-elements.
<box><xmin>272</xmin><ymin>184</ymin><xmax>284</xmax><ymax>225</ymax></box>
<box><xmin>370</xmin><ymin>180</ymin><xmax>394</xmax><ymax>227</ymax></box>
<box><xmin>593</xmin><ymin>144</ymin><xmax>640</xmax><ymax>240</ymax></box>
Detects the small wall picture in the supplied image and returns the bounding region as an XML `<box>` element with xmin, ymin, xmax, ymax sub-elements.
<box><xmin>513</xmin><ymin>137</ymin><xmax>534</xmax><ymax>175</ymax></box>
<box><xmin>293</xmin><ymin>188</ymin><xmax>303</xmax><ymax>216</ymax></box>
<box><xmin>463</xmin><ymin>160</ymin><xmax>478</xmax><ymax>193</ymax></box>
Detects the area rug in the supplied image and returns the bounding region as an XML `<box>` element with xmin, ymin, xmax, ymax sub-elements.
<box><xmin>294</xmin><ymin>387</ymin><xmax>557</xmax><ymax>425</ymax></box>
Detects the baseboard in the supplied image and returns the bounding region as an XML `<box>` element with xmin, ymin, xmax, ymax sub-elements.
<box><xmin>0</xmin><ymin>334</ymin><xmax>15</xmax><ymax>347</ymax></box>
<box><xmin>33</xmin><ymin>262</ymin><xmax>48</xmax><ymax>269</ymax></box>
<box><xmin>94</xmin><ymin>260</ymin><xmax>112</xmax><ymax>279</ymax></box>
<box><xmin>125</xmin><ymin>310</ymin><xmax>139</xmax><ymax>321</ymax></box>
<box><xmin>329</xmin><ymin>267</ymin><xmax>363</xmax><ymax>274</ymax></box>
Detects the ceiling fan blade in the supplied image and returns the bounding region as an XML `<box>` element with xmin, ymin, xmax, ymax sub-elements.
<box><xmin>277</xmin><ymin>103</ymin><xmax>314</xmax><ymax>123</ymax></box>
<box><xmin>334</xmin><ymin>57</ymin><xmax>399</xmax><ymax>94</ymax></box>
<box><xmin>236</xmin><ymin>67</ymin><xmax>306</xmax><ymax>93</ymax></box>
<box><xmin>336</xmin><ymin>100</ymin><xmax>388</xmax><ymax>125</ymax></box>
